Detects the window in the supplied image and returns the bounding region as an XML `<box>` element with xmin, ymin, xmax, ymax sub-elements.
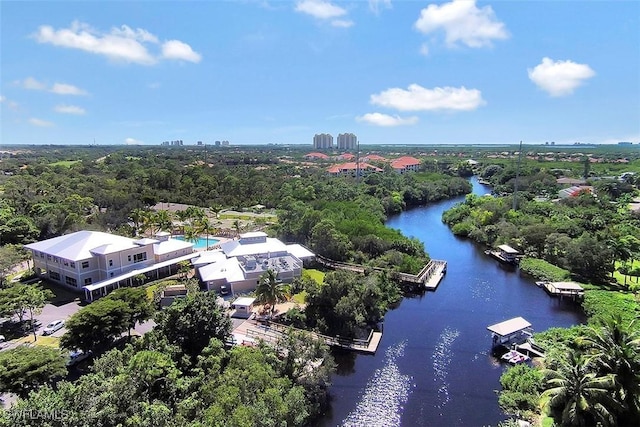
<box><xmin>81</xmin><ymin>261</ymin><xmax>89</xmax><ymax>269</ymax></box>
<box><xmin>70</xmin><ymin>262</ymin><xmax>75</xmax><ymax>268</ymax></box>
<box><xmin>47</xmin><ymin>255</ymin><xmax>52</xmax><ymax>261</ymax></box>
<box><xmin>53</xmin><ymin>257</ymin><xmax>59</xmax><ymax>263</ymax></box>
<box><xmin>65</xmin><ymin>276</ymin><xmax>77</xmax><ymax>287</ymax></box>
<box><xmin>49</xmin><ymin>271</ymin><xmax>60</xmax><ymax>280</ymax></box>
<box><xmin>133</xmin><ymin>252</ymin><xmax>147</xmax><ymax>263</ymax></box>
<box><xmin>108</xmin><ymin>259</ymin><xmax>113</xmax><ymax>267</ymax></box>
<box><xmin>84</xmin><ymin>278</ymin><xmax>92</xmax><ymax>286</ymax></box>
<box><xmin>110</xmin><ymin>272</ymin><xmax>114</xmax><ymax>277</ymax></box>
<box><xmin>128</xmin><ymin>255</ymin><xmax>132</xmax><ymax>262</ymax></box>
<box><xmin>63</xmin><ymin>260</ymin><xmax>69</xmax><ymax>266</ymax></box>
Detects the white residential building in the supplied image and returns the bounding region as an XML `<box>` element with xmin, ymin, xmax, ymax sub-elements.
<box><xmin>313</xmin><ymin>133</ymin><xmax>333</xmax><ymax>150</ymax></box>
<box><xmin>337</xmin><ymin>133</ymin><xmax>357</xmax><ymax>150</ymax></box>
<box><xmin>25</xmin><ymin>231</ymin><xmax>195</xmax><ymax>301</ymax></box>
<box><xmin>196</xmin><ymin>232</ymin><xmax>315</xmax><ymax>295</ymax></box>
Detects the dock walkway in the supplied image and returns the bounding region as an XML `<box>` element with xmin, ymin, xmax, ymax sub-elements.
<box><xmin>233</xmin><ymin>319</ymin><xmax>382</xmax><ymax>354</ymax></box>
<box><xmin>316</xmin><ymin>256</ymin><xmax>447</xmax><ymax>291</ymax></box>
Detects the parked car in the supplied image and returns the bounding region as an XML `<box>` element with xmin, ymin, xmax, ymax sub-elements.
<box><xmin>66</xmin><ymin>349</ymin><xmax>92</xmax><ymax>367</ymax></box>
<box><xmin>42</xmin><ymin>320</ymin><xmax>64</xmax><ymax>335</ymax></box>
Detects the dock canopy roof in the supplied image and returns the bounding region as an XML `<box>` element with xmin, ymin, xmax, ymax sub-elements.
<box><xmin>550</xmin><ymin>281</ymin><xmax>584</xmax><ymax>291</ymax></box>
<box><xmin>487</xmin><ymin>317</ymin><xmax>531</xmax><ymax>337</ymax></box>
<box><xmin>497</xmin><ymin>245</ymin><xmax>519</xmax><ymax>254</ymax></box>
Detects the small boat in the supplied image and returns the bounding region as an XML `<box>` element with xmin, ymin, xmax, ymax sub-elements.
<box><xmin>500</xmin><ymin>349</ymin><xmax>530</xmax><ymax>364</ymax></box>
<box><xmin>535</xmin><ymin>281</ymin><xmax>548</xmax><ymax>288</ymax></box>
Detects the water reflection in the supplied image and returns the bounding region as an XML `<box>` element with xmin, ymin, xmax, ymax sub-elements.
<box><xmin>341</xmin><ymin>341</ymin><xmax>413</xmax><ymax>427</ymax></box>
<box><xmin>432</xmin><ymin>327</ymin><xmax>460</xmax><ymax>408</ymax></box>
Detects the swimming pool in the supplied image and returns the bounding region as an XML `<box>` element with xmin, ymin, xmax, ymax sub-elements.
<box><xmin>175</xmin><ymin>235</ymin><xmax>219</xmax><ymax>250</ymax></box>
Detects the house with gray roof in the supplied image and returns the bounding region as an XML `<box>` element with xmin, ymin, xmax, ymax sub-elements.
<box><xmin>25</xmin><ymin>231</ymin><xmax>194</xmax><ymax>301</ymax></box>
<box><xmin>196</xmin><ymin>232</ymin><xmax>314</xmax><ymax>295</ymax></box>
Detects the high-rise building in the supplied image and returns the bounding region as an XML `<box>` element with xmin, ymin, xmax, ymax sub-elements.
<box><xmin>313</xmin><ymin>133</ymin><xmax>333</xmax><ymax>150</ymax></box>
<box><xmin>337</xmin><ymin>133</ymin><xmax>357</xmax><ymax>150</ymax></box>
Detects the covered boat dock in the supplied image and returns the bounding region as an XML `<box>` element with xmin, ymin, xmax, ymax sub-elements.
<box><xmin>543</xmin><ymin>281</ymin><xmax>584</xmax><ymax>300</ymax></box>
<box><xmin>487</xmin><ymin>316</ymin><xmax>532</xmax><ymax>347</ymax></box>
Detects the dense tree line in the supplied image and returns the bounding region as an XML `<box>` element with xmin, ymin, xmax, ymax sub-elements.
<box><xmin>282</xmin><ymin>270</ymin><xmax>400</xmax><ymax>339</ymax></box>
<box><xmin>499</xmin><ymin>316</ymin><xmax>640</xmax><ymax>426</ymax></box>
<box><xmin>0</xmin><ymin>291</ymin><xmax>334</xmax><ymax>426</ymax></box>
<box><xmin>442</xmin><ymin>186</ymin><xmax>640</xmax><ymax>284</ymax></box>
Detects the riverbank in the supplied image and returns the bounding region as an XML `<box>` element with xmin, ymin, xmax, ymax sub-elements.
<box><xmin>317</xmin><ymin>177</ymin><xmax>585</xmax><ymax>426</ymax></box>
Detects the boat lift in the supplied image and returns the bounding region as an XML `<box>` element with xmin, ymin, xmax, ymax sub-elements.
<box><xmin>487</xmin><ymin>316</ymin><xmax>532</xmax><ymax>348</ymax></box>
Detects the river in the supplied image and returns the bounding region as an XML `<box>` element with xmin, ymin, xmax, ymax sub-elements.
<box><xmin>317</xmin><ymin>176</ymin><xmax>585</xmax><ymax>427</ymax></box>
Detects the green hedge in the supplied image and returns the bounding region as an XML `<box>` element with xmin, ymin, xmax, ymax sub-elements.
<box><xmin>519</xmin><ymin>257</ymin><xmax>570</xmax><ymax>282</ymax></box>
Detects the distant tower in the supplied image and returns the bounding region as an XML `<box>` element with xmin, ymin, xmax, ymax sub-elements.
<box><xmin>313</xmin><ymin>133</ymin><xmax>333</xmax><ymax>150</ymax></box>
<box><xmin>337</xmin><ymin>133</ymin><xmax>357</xmax><ymax>150</ymax></box>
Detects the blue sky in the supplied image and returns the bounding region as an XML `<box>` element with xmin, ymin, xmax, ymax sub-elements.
<box><xmin>1</xmin><ymin>0</ymin><xmax>639</xmax><ymax>146</ymax></box>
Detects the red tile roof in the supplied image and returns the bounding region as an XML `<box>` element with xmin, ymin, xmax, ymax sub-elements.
<box><xmin>391</xmin><ymin>156</ymin><xmax>421</xmax><ymax>169</ymax></box>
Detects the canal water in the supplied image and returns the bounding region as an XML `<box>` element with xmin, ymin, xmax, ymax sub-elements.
<box><xmin>317</xmin><ymin>177</ymin><xmax>585</xmax><ymax>427</ymax></box>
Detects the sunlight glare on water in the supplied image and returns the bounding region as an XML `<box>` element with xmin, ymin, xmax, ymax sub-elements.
<box><xmin>341</xmin><ymin>341</ymin><xmax>413</xmax><ymax>427</ymax></box>
<box><xmin>431</xmin><ymin>327</ymin><xmax>460</xmax><ymax>409</ymax></box>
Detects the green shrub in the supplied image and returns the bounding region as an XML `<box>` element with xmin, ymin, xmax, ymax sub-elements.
<box><xmin>451</xmin><ymin>221</ymin><xmax>474</xmax><ymax>236</ymax></box>
<box><xmin>583</xmin><ymin>290</ymin><xmax>640</xmax><ymax>329</ymax></box>
<box><xmin>519</xmin><ymin>257</ymin><xmax>570</xmax><ymax>281</ymax></box>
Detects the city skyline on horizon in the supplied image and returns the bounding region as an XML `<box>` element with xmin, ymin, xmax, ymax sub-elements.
<box><xmin>1</xmin><ymin>1</ymin><xmax>639</xmax><ymax>146</ymax></box>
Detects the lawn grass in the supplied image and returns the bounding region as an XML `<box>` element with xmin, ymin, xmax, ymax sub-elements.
<box><xmin>15</xmin><ymin>335</ymin><xmax>61</xmax><ymax>349</ymax></box>
<box><xmin>145</xmin><ymin>283</ymin><xmax>160</xmax><ymax>301</ymax></box>
<box><xmin>292</xmin><ymin>291</ymin><xmax>307</xmax><ymax>304</ymax></box>
<box><xmin>541</xmin><ymin>415</ymin><xmax>555</xmax><ymax>427</ymax></box>
<box><xmin>49</xmin><ymin>160</ymin><xmax>80</xmax><ymax>167</ymax></box>
<box><xmin>613</xmin><ymin>260</ymin><xmax>640</xmax><ymax>287</ymax></box>
<box><xmin>303</xmin><ymin>269</ymin><xmax>325</xmax><ymax>284</ymax></box>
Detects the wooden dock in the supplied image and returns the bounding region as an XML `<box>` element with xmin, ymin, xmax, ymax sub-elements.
<box><xmin>233</xmin><ymin>319</ymin><xmax>383</xmax><ymax>354</ymax></box>
<box><xmin>542</xmin><ymin>281</ymin><xmax>584</xmax><ymax>301</ymax></box>
<box><xmin>315</xmin><ymin>255</ymin><xmax>448</xmax><ymax>291</ymax></box>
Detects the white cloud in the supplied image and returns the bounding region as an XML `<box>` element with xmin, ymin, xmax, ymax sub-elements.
<box><xmin>528</xmin><ymin>57</ymin><xmax>595</xmax><ymax>97</ymax></box>
<box><xmin>331</xmin><ymin>19</ymin><xmax>354</xmax><ymax>28</ymax></box>
<box><xmin>124</xmin><ymin>137</ymin><xmax>144</xmax><ymax>145</ymax></box>
<box><xmin>419</xmin><ymin>43</ymin><xmax>429</xmax><ymax>56</ymax></box>
<box><xmin>161</xmin><ymin>40</ymin><xmax>202</xmax><ymax>63</ymax></box>
<box><xmin>50</xmin><ymin>83</ymin><xmax>88</xmax><ymax>96</ymax></box>
<box><xmin>357</xmin><ymin>113</ymin><xmax>419</xmax><ymax>126</ymax></box>
<box><xmin>148</xmin><ymin>82</ymin><xmax>161</xmax><ymax>90</ymax></box>
<box><xmin>0</xmin><ymin>95</ymin><xmax>19</xmax><ymax>110</ymax></box>
<box><xmin>295</xmin><ymin>0</ymin><xmax>347</xmax><ymax>19</ymax></box>
<box><xmin>111</xmin><ymin>25</ymin><xmax>159</xmax><ymax>43</ymax></box>
<box><xmin>415</xmin><ymin>0</ymin><xmax>508</xmax><ymax>48</ymax></box>
<box><xmin>15</xmin><ymin>78</ymin><xmax>89</xmax><ymax>95</ymax></box>
<box><xmin>29</xmin><ymin>118</ymin><xmax>54</xmax><ymax>127</ymax></box>
<box><xmin>369</xmin><ymin>0</ymin><xmax>392</xmax><ymax>15</ymax></box>
<box><xmin>21</xmin><ymin>77</ymin><xmax>48</xmax><ymax>90</ymax></box>
<box><xmin>370</xmin><ymin>84</ymin><xmax>485</xmax><ymax>112</ymax></box>
<box><xmin>54</xmin><ymin>104</ymin><xmax>86</xmax><ymax>115</ymax></box>
<box><xmin>32</xmin><ymin>20</ymin><xmax>201</xmax><ymax>65</ymax></box>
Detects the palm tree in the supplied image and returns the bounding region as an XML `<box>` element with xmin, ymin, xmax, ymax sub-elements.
<box><xmin>254</xmin><ymin>269</ymin><xmax>290</xmax><ymax>317</ymax></box>
<box><xmin>541</xmin><ymin>350</ymin><xmax>621</xmax><ymax>426</ymax></box>
<box><xmin>581</xmin><ymin>315</ymin><xmax>640</xmax><ymax>422</ymax></box>
<box><xmin>233</xmin><ymin>219</ymin><xmax>242</xmax><ymax>237</ymax></box>
<box><xmin>130</xmin><ymin>208</ymin><xmax>148</xmax><ymax>236</ymax></box>
<box><xmin>196</xmin><ymin>217</ymin><xmax>216</xmax><ymax>249</ymax></box>
<box><xmin>153</xmin><ymin>210</ymin><xmax>174</xmax><ymax>235</ymax></box>
<box><xmin>183</xmin><ymin>224</ymin><xmax>199</xmax><ymax>245</ymax></box>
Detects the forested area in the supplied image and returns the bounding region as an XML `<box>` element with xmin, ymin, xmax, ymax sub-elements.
<box><xmin>1</xmin><ymin>291</ymin><xmax>335</xmax><ymax>426</ymax></box>
<box><xmin>0</xmin><ymin>144</ymin><xmax>473</xmax><ymax>425</ymax></box>
<box><xmin>4</xmin><ymin>144</ymin><xmax>640</xmax><ymax>425</ymax></box>
<box><xmin>0</xmin><ymin>145</ymin><xmax>471</xmax><ymax>278</ymax></box>
<box><xmin>442</xmin><ymin>162</ymin><xmax>640</xmax><ymax>426</ymax></box>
